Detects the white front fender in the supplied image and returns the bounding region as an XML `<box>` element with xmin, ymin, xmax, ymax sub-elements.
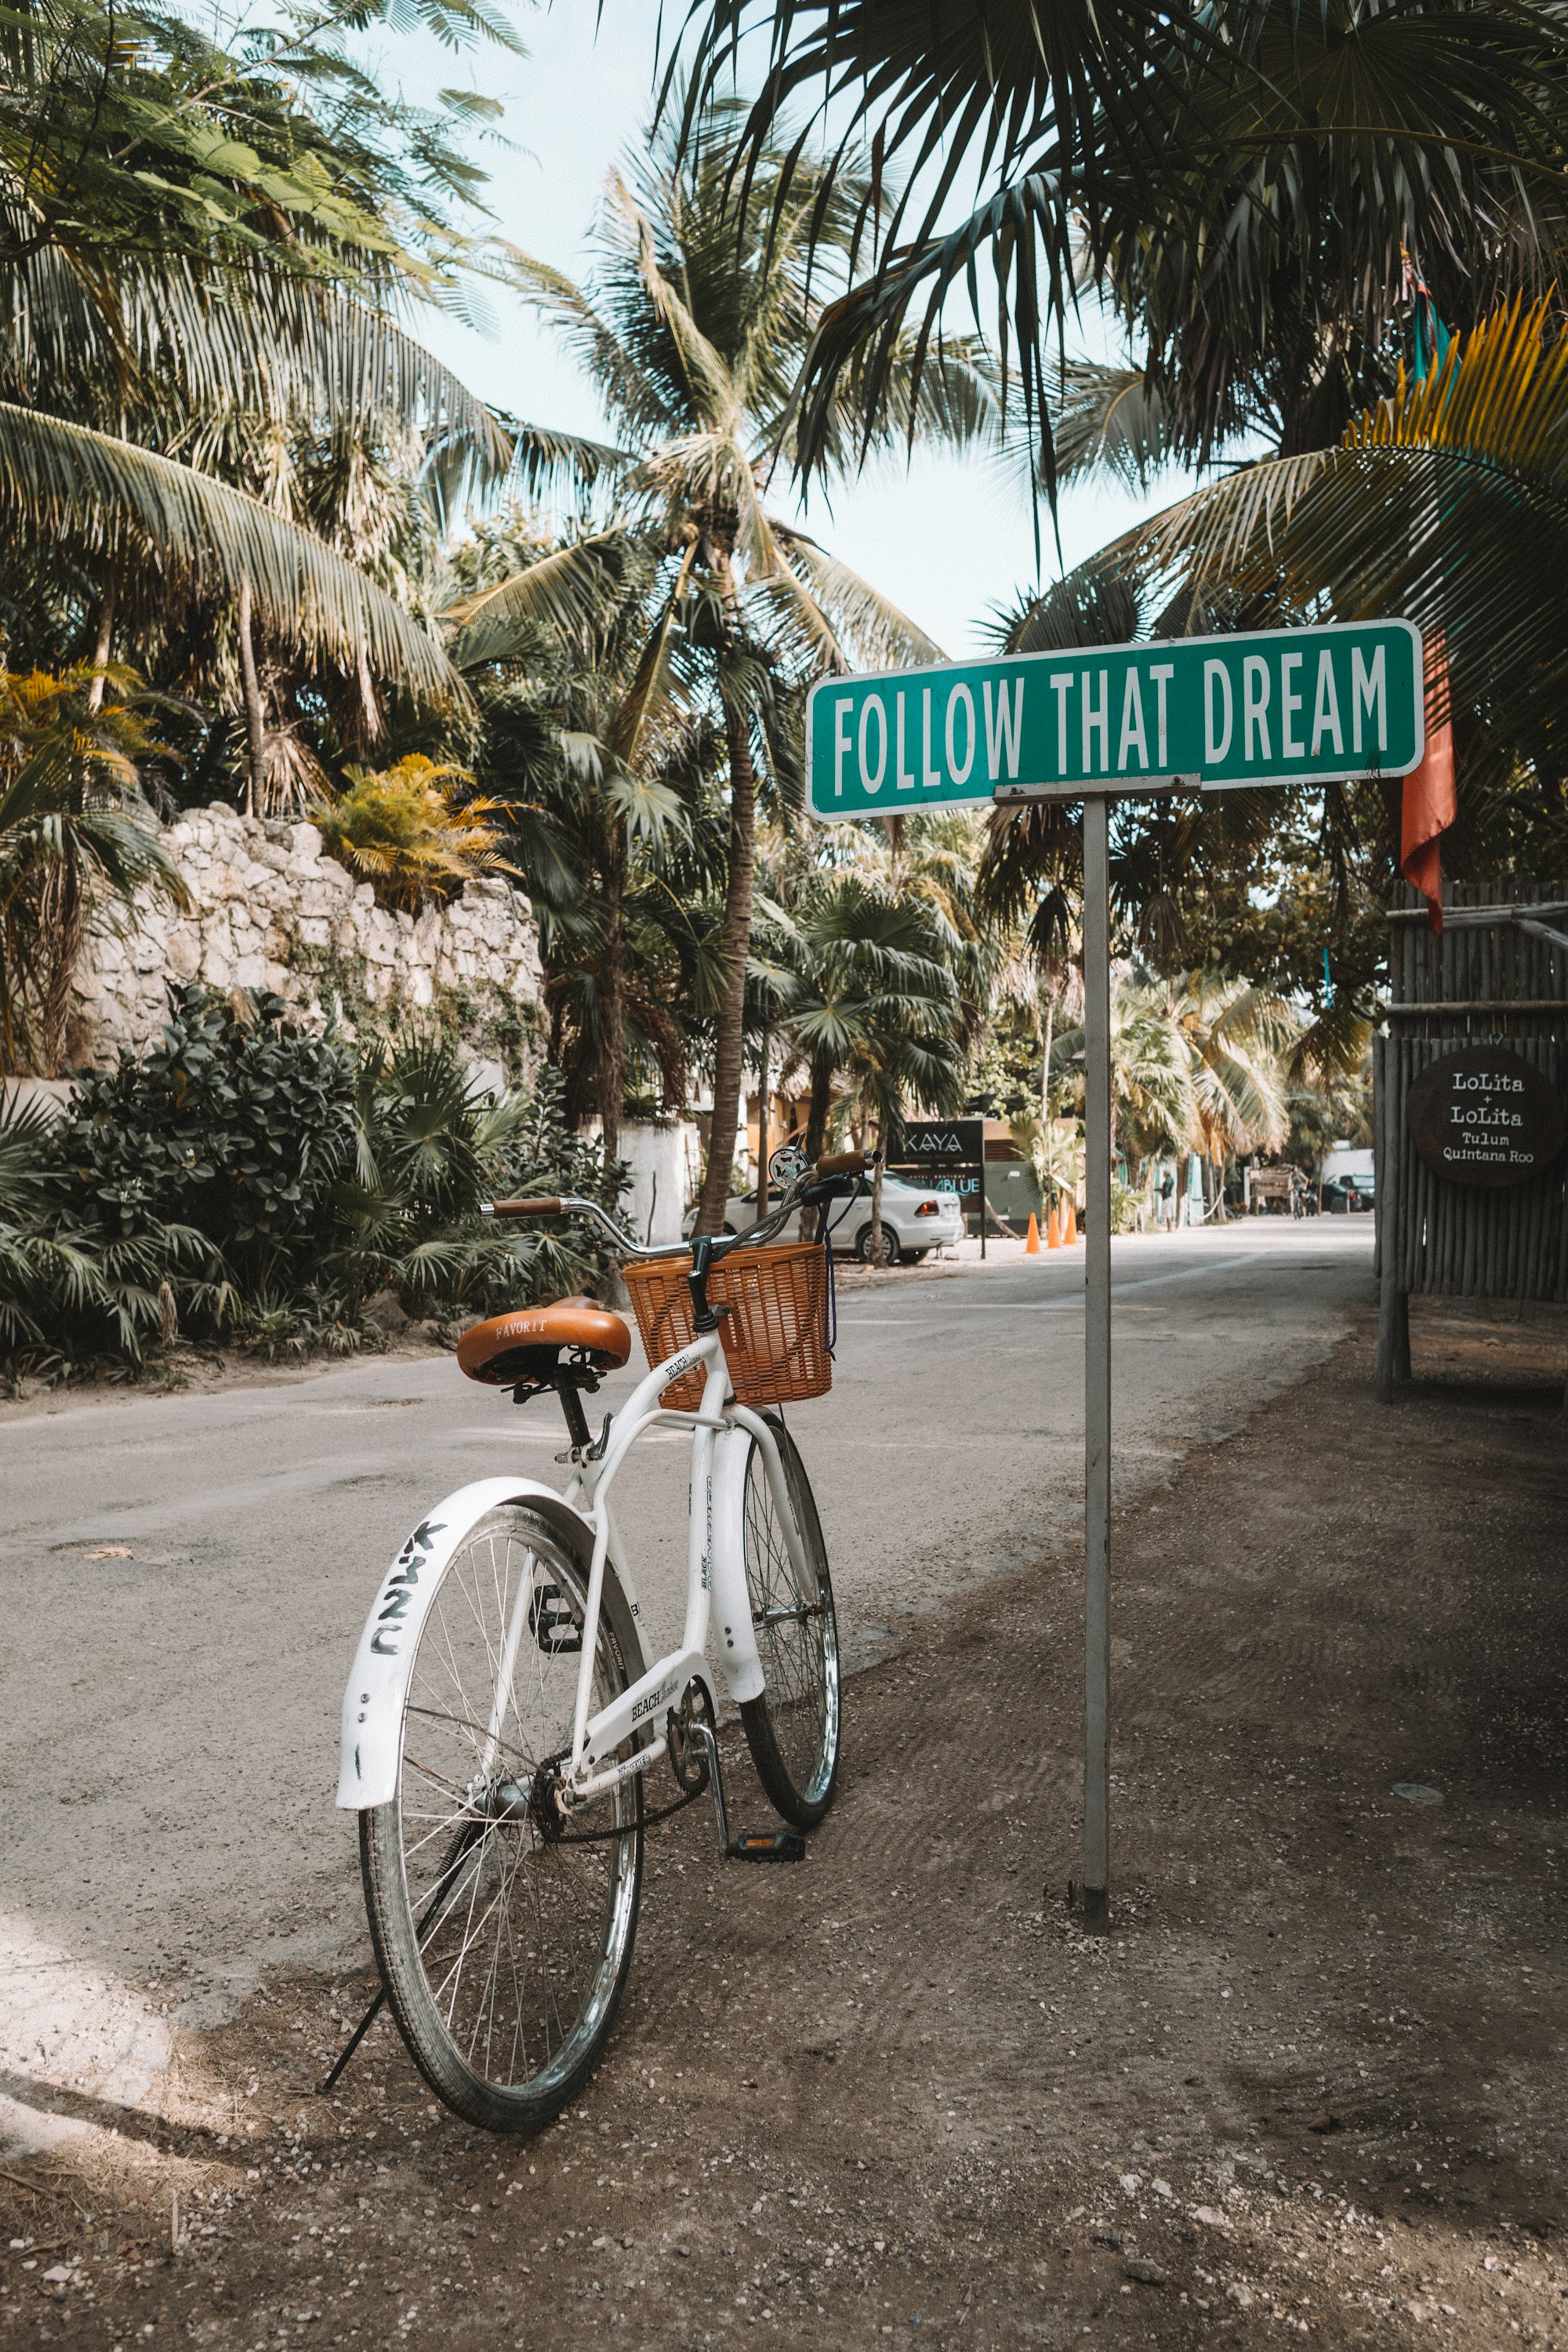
<box><xmin>710</xmin><ymin>1425</ymin><xmax>764</xmax><ymax>1703</ymax></box>
<box><xmin>336</xmin><ymin>1478</ymin><xmax>596</xmax><ymax>1810</ymax></box>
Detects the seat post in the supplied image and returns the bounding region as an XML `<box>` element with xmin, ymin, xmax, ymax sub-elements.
<box><xmin>556</xmin><ymin>1376</ymin><xmax>594</xmax><ymax>1453</ymax></box>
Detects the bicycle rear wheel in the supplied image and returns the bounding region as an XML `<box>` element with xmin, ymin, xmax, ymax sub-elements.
<box><xmin>359</xmin><ymin>1504</ymin><xmax>646</xmax><ymax>2132</ymax></box>
<box><xmin>738</xmin><ymin>1414</ymin><xmax>840</xmax><ymax>1829</ymax></box>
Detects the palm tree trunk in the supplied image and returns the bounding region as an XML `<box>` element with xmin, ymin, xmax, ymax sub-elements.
<box><xmin>802</xmin><ymin>1054</ymin><xmax>835</xmax><ymax>1242</ymax></box>
<box><xmin>803</xmin><ymin>1056</ymin><xmax>830</xmax><ymax>1161</ymax></box>
<box><xmin>85</xmin><ymin>582</ymin><xmax>115</xmax><ymax>713</ymax></box>
<box><xmin>38</xmin><ymin>856</ymin><xmax>84</xmax><ymax>1078</ymax></box>
<box><xmin>694</xmin><ymin>632</ymin><xmax>758</xmax><ymax>1236</ymax></box>
<box><xmin>755</xmin><ymin>1022</ymin><xmax>771</xmax><ymax>1217</ymax></box>
<box><xmin>599</xmin><ymin>848</ymin><xmax>627</xmax><ymax>1169</ymax></box>
<box><xmin>1040</xmin><ymin>988</ymin><xmax>1055</xmax><ymax>1210</ymax></box>
<box><xmin>236</xmin><ymin>575</ymin><xmax>268</xmax><ymax>817</ymax></box>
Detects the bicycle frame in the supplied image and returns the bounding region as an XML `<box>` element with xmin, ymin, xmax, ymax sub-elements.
<box><xmin>336</xmin><ymin>1327</ymin><xmax>817</xmax><ymax>1815</ymax></box>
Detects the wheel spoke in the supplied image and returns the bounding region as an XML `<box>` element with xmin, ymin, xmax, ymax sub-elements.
<box><xmin>743</xmin><ymin>1428</ymin><xmax>839</xmax><ymax>1816</ymax></box>
<box><xmin>370</xmin><ymin>1511</ymin><xmax>643</xmax><ymax>2114</ymax></box>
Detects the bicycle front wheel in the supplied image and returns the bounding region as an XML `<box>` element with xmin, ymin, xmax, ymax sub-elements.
<box><xmin>359</xmin><ymin>1504</ymin><xmax>646</xmax><ymax>2133</ymax></box>
<box><xmin>739</xmin><ymin>1414</ymin><xmax>840</xmax><ymax>1829</ymax></box>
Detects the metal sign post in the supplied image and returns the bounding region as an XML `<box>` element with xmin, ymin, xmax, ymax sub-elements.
<box><xmin>804</xmin><ymin>619</ymin><xmax>1428</xmax><ymax>1937</ymax></box>
<box><xmin>1081</xmin><ymin>793</ymin><xmax>1112</xmax><ymax>1931</ymax></box>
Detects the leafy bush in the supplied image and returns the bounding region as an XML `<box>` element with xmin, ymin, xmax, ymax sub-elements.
<box><xmin>312</xmin><ymin>756</ymin><xmax>520</xmax><ymax>912</ymax></box>
<box><xmin>59</xmin><ymin>987</ymin><xmax>358</xmax><ymax>1289</ymax></box>
<box><xmin>0</xmin><ymin>992</ymin><xmax>631</xmax><ymax>1384</ymax></box>
<box><xmin>1</xmin><ymin>1086</ymin><xmax>223</xmax><ymax>1378</ymax></box>
<box><xmin>1110</xmin><ymin>1175</ymin><xmax>1145</xmax><ymax>1234</ymax></box>
<box><xmin>332</xmin><ymin>1047</ymin><xmax>628</xmax><ymax>1315</ymax></box>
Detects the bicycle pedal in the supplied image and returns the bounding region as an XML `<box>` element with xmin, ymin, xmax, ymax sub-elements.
<box><xmin>727</xmin><ymin>1830</ymin><xmax>807</xmax><ymax>1863</ymax></box>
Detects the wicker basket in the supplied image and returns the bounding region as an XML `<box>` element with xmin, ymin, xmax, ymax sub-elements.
<box><xmin>622</xmin><ymin>1240</ymin><xmax>831</xmax><ymax>1411</ymax></box>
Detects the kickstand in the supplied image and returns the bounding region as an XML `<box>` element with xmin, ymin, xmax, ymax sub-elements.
<box><xmin>318</xmin><ymin>1987</ymin><xmax>385</xmax><ymax>2096</ymax></box>
<box><xmin>686</xmin><ymin>1720</ymin><xmax>806</xmax><ymax>1864</ymax></box>
<box><xmin>318</xmin><ymin>1816</ymin><xmax>484</xmax><ymax>2096</ymax></box>
<box><xmin>320</xmin><ymin>1728</ymin><xmax>808</xmax><ymax>2098</ymax></box>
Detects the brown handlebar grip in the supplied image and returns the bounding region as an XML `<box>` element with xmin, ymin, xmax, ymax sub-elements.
<box><xmin>490</xmin><ymin>1196</ymin><xmax>563</xmax><ymax>1217</ymax></box>
<box><xmin>815</xmin><ymin>1150</ymin><xmax>869</xmax><ymax>1178</ymax></box>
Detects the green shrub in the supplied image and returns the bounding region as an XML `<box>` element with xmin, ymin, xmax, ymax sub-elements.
<box><xmin>333</xmin><ymin>1048</ymin><xmax>628</xmax><ymax>1316</ymax></box>
<box><xmin>58</xmin><ymin>987</ymin><xmax>358</xmax><ymax>1290</ymax></box>
<box><xmin>1110</xmin><ymin>1175</ymin><xmax>1145</xmax><ymax>1234</ymax></box>
<box><xmin>1</xmin><ymin>1083</ymin><xmax>225</xmax><ymax>1379</ymax></box>
<box><xmin>312</xmin><ymin>756</ymin><xmax>519</xmax><ymax>913</ymax></box>
<box><xmin>0</xmin><ymin>995</ymin><xmax>631</xmax><ymax>1382</ymax></box>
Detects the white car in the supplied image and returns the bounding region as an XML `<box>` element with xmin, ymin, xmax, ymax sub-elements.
<box><xmin>683</xmin><ymin>1173</ymin><xmax>965</xmax><ymax>1263</ymax></box>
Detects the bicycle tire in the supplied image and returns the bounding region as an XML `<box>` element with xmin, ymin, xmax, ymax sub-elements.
<box><xmin>738</xmin><ymin>1414</ymin><xmax>840</xmax><ymax>1829</ymax></box>
<box><xmin>359</xmin><ymin>1504</ymin><xmax>646</xmax><ymax>2133</ymax></box>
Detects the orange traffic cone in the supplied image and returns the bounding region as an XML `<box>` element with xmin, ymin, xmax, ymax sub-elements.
<box><xmin>1025</xmin><ymin>1212</ymin><xmax>1041</xmax><ymax>1254</ymax></box>
<box><xmin>1064</xmin><ymin>1198</ymin><xmax>1078</xmax><ymax>1244</ymax></box>
<box><xmin>1047</xmin><ymin>1204</ymin><xmax>1062</xmax><ymax>1248</ymax></box>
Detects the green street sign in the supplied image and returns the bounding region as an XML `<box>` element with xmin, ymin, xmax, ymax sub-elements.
<box><xmin>805</xmin><ymin>620</ymin><xmax>1424</xmax><ymax>818</ymax></box>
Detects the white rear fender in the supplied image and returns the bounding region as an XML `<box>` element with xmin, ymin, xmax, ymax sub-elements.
<box><xmin>336</xmin><ymin>1478</ymin><xmax>597</xmax><ymax>1811</ymax></box>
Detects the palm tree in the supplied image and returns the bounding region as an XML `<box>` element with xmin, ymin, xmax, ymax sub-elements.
<box><xmin>441</xmin><ymin>99</ymin><xmax>993</xmax><ymax>1229</ymax></box>
<box><xmin>1004</xmin><ymin>293</ymin><xmax>1568</xmax><ymax>1044</ymax></box>
<box><xmin>1049</xmin><ymin>967</ymin><xmax>1297</xmax><ymax>1206</ymax></box>
<box><xmin>0</xmin><ymin>665</ymin><xmax>187</xmax><ymax>1074</ymax></box>
<box><xmin>1168</xmin><ymin>972</ymin><xmax>1296</xmax><ymax>1169</ymax></box>
<box><xmin>1051</xmin><ymin>978</ymin><xmax>1195</xmax><ymax>1174</ymax></box>
<box><xmin>459</xmin><ymin>532</ymin><xmax>731</xmax><ymax>1160</ymax></box>
<box><xmin>1121</xmin><ymin>296</ymin><xmax>1568</xmax><ymax>781</ymax></box>
<box><xmin>670</xmin><ymin>0</ymin><xmax>1568</xmax><ymax>487</ymax></box>
<box><xmin>0</xmin><ymin>0</ymin><xmax>622</xmax><ymax>766</ymax></box>
<box><xmin>764</xmin><ymin>873</ymin><xmax>967</xmax><ymax>1258</ymax></box>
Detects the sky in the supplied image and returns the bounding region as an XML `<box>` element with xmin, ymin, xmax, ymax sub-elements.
<box><xmin>372</xmin><ymin>0</ymin><xmax>1197</xmax><ymax>655</ymax></box>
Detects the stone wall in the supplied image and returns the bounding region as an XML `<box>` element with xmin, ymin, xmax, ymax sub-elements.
<box><xmin>69</xmin><ymin>800</ymin><xmax>543</xmax><ymax>1068</ymax></box>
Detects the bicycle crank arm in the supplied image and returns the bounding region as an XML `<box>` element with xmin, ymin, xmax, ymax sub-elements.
<box><xmin>684</xmin><ymin>1720</ymin><xmax>808</xmax><ymax>1864</ymax></box>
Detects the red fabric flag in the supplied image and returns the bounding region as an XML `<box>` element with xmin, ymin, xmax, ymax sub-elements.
<box><xmin>1401</xmin><ymin>637</ymin><xmax>1457</xmax><ymax>933</ymax></box>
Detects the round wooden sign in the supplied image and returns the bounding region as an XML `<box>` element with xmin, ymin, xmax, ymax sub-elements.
<box><xmin>1406</xmin><ymin>1045</ymin><xmax>1566</xmax><ymax>1188</ymax></box>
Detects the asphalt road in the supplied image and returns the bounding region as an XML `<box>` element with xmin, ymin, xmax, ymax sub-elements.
<box><xmin>0</xmin><ymin>1218</ymin><xmax>1373</xmax><ymax>2154</ymax></box>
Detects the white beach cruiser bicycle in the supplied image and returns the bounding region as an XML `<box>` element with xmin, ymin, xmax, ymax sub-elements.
<box><xmin>333</xmin><ymin>1148</ymin><xmax>866</xmax><ymax>2132</ymax></box>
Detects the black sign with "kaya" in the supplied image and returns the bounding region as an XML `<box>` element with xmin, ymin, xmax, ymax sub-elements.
<box><xmin>1406</xmin><ymin>1045</ymin><xmax>1566</xmax><ymax>1189</ymax></box>
<box><xmin>895</xmin><ymin>1117</ymin><xmax>985</xmax><ymax>1207</ymax></box>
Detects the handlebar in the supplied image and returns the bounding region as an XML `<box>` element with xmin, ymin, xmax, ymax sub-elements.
<box><xmin>481</xmin><ymin>1148</ymin><xmax>875</xmax><ymax>1264</ymax></box>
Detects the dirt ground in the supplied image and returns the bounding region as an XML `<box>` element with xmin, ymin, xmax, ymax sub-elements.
<box><xmin>4</xmin><ymin>1295</ymin><xmax>1566</xmax><ymax>2352</ymax></box>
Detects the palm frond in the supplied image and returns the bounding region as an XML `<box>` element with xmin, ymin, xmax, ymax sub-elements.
<box><xmin>667</xmin><ymin>0</ymin><xmax>1568</xmax><ymax>487</ymax></box>
<box><xmin>502</xmin><ymin>244</ymin><xmax>686</xmax><ymax>442</ymax></box>
<box><xmin>442</xmin><ymin>532</ymin><xmax>641</xmax><ymax>670</ymax></box>
<box><xmin>0</xmin><ymin>225</ymin><xmax>515</xmax><ymax>507</ymax></box>
<box><xmin>1127</xmin><ymin>293</ymin><xmax>1568</xmax><ymax>756</ymax></box>
<box><xmin>1051</xmin><ymin>361</ymin><xmax>1180</xmax><ymax>492</ymax></box>
<box><xmin>607</xmin><ymin>172</ymin><xmax>739</xmax><ymax>429</ymax></box>
<box><xmin>762</xmin><ymin>521</ymin><xmax>944</xmax><ymax>670</ymax></box>
<box><xmin>983</xmin><ymin>552</ymin><xmax>1143</xmax><ymax>657</ymax></box>
<box><xmin>0</xmin><ymin>402</ymin><xmax>459</xmax><ymax>701</ymax></box>
<box><xmin>497</xmin><ymin>417</ymin><xmax>641</xmax><ymax>499</ymax></box>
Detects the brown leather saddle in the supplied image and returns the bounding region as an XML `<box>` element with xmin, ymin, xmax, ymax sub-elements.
<box><xmin>456</xmin><ymin>1295</ymin><xmax>633</xmax><ymax>1389</ymax></box>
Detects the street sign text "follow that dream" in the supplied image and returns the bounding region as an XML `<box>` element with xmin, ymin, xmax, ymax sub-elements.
<box><xmin>805</xmin><ymin>620</ymin><xmax>1424</xmax><ymax>818</ymax></box>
